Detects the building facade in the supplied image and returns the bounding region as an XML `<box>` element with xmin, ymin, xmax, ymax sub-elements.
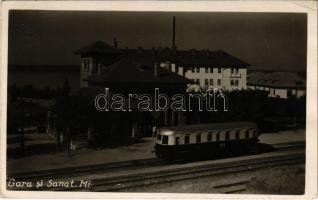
<box><xmin>247</xmin><ymin>71</ymin><xmax>306</xmax><ymax>99</ymax></box>
<box><xmin>155</xmin><ymin>48</ymin><xmax>249</xmax><ymax>91</ymax></box>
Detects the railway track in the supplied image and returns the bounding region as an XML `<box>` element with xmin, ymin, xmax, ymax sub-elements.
<box><xmin>7</xmin><ymin>141</ymin><xmax>305</xmax><ymax>192</ymax></box>
<box><xmin>82</xmin><ymin>153</ymin><xmax>305</xmax><ymax>192</ymax></box>
<box><xmin>9</xmin><ymin>158</ymin><xmax>165</xmax><ymax>180</ymax></box>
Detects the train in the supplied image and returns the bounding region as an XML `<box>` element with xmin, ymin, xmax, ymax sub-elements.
<box><xmin>154</xmin><ymin>121</ymin><xmax>259</xmax><ymax>161</ymax></box>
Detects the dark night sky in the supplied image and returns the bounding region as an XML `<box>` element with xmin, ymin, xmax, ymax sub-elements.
<box><xmin>8</xmin><ymin>11</ymin><xmax>307</xmax><ymax>70</ymax></box>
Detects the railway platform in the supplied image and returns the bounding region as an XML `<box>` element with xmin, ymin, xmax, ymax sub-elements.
<box><xmin>7</xmin><ymin>128</ymin><xmax>305</xmax><ymax>174</ymax></box>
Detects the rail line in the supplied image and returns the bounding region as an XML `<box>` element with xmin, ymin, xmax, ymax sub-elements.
<box><xmin>7</xmin><ymin>141</ymin><xmax>305</xmax><ymax>192</ymax></box>
<box><xmin>9</xmin><ymin>141</ymin><xmax>304</xmax><ymax>180</ymax></box>
<box><xmin>9</xmin><ymin>158</ymin><xmax>165</xmax><ymax>180</ymax></box>
<box><xmin>85</xmin><ymin>153</ymin><xmax>305</xmax><ymax>192</ymax></box>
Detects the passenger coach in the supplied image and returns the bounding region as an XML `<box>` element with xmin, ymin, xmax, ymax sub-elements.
<box><xmin>155</xmin><ymin>121</ymin><xmax>259</xmax><ymax>160</ymax></box>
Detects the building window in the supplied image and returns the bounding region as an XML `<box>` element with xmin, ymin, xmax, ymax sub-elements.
<box><xmin>225</xmin><ymin>131</ymin><xmax>230</xmax><ymax>140</ymax></box>
<box><xmin>196</xmin><ymin>79</ymin><xmax>200</xmax><ymax>85</ymax></box>
<box><xmin>218</xmin><ymin>68</ymin><xmax>222</xmax><ymax>73</ymax></box>
<box><xmin>287</xmin><ymin>90</ymin><xmax>292</xmax><ymax>98</ymax></box>
<box><xmin>210</xmin><ymin>68</ymin><xmax>213</xmax><ymax>73</ymax></box>
<box><xmin>236</xmin><ymin>131</ymin><xmax>240</xmax><ymax>139</ymax></box>
<box><xmin>231</xmin><ymin>68</ymin><xmax>234</xmax><ymax>74</ymax></box>
<box><xmin>235</xmin><ymin>68</ymin><xmax>239</xmax><ymax>74</ymax></box>
<box><xmin>84</xmin><ymin>59</ymin><xmax>89</xmax><ymax>70</ymax></box>
<box><xmin>210</xmin><ymin>79</ymin><xmax>214</xmax><ymax>86</ymax></box>
<box><xmin>175</xmin><ymin>66</ymin><xmax>179</xmax><ymax>73</ymax></box>
<box><xmin>230</xmin><ymin>79</ymin><xmax>234</xmax><ymax>86</ymax></box>
<box><xmin>245</xmin><ymin>130</ymin><xmax>249</xmax><ymax>139</ymax></box>
<box><xmin>235</xmin><ymin>80</ymin><xmax>239</xmax><ymax>86</ymax></box>
<box><xmin>273</xmin><ymin>89</ymin><xmax>276</xmax><ymax>95</ymax></box>
<box><xmin>216</xmin><ymin>132</ymin><xmax>220</xmax><ymax>141</ymax></box>
<box><xmin>191</xmin><ymin>67</ymin><xmax>195</xmax><ymax>73</ymax></box>
<box><xmin>207</xmin><ymin>132</ymin><xmax>212</xmax><ymax>142</ymax></box>
<box><xmin>83</xmin><ymin>61</ymin><xmax>87</xmax><ymax>69</ymax></box>
<box><xmin>162</xmin><ymin>136</ymin><xmax>168</xmax><ymax>144</ymax></box>
<box><xmin>205</xmin><ymin>79</ymin><xmax>209</xmax><ymax>85</ymax></box>
<box><xmin>196</xmin><ymin>67</ymin><xmax>200</xmax><ymax>73</ymax></box>
<box><xmin>205</xmin><ymin>67</ymin><xmax>209</xmax><ymax>73</ymax></box>
<box><xmin>185</xmin><ymin>135</ymin><xmax>190</xmax><ymax>144</ymax></box>
<box><xmin>191</xmin><ymin>79</ymin><xmax>195</xmax><ymax>82</ymax></box>
<box><xmin>196</xmin><ymin>134</ymin><xmax>201</xmax><ymax>143</ymax></box>
<box><xmin>175</xmin><ymin>137</ymin><xmax>180</xmax><ymax>145</ymax></box>
<box><xmin>217</xmin><ymin>79</ymin><xmax>221</xmax><ymax>86</ymax></box>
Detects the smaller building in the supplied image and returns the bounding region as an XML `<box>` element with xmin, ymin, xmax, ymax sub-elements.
<box><xmin>247</xmin><ymin>71</ymin><xmax>306</xmax><ymax>99</ymax></box>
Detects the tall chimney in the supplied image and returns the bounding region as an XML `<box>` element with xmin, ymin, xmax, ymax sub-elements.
<box><xmin>154</xmin><ymin>62</ymin><xmax>158</xmax><ymax>79</ymax></box>
<box><xmin>172</xmin><ymin>16</ymin><xmax>176</xmax><ymax>49</ymax></box>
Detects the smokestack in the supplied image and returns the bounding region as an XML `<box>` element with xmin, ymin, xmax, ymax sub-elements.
<box><xmin>154</xmin><ymin>62</ymin><xmax>158</xmax><ymax>79</ymax></box>
<box><xmin>172</xmin><ymin>16</ymin><xmax>176</xmax><ymax>49</ymax></box>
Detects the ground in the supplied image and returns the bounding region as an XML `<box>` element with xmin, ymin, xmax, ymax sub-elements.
<box><xmin>6</xmin><ymin>129</ymin><xmax>305</xmax><ymax>194</ymax></box>
<box><xmin>7</xmin><ymin>128</ymin><xmax>305</xmax><ymax>174</ymax></box>
<box><xmin>120</xmin><ymin>164</ymin><xmax>305</xmax><ymax>194</ymax></box>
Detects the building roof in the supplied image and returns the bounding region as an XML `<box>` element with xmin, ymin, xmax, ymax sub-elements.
<box><xmin>177</xmin><ymin>49</ymin><xmax>249</xmax><ymax>67</ymax></box>
<box><xmin>87</xmin><ymin>56</ymin><xmax>192</xmax><ymax>85</ymax></box>
<box><xmin>74</xmin><ymin>40</ymin><xmax>120</xmax><ymax>55</ymax></box>
<box><xmin>123</xmin><ymin>48</ymin><xmax>249</xmax><ymax>68</ymax></box>
<box><xmin>75</xmin><ymin>41</ymin><xmax>249</xmax><ymax>68</ymax></box>
<box><xmin>247</xmin><ymin>71</ymin><xmax>306</xmax><ymax>89</ymax></box>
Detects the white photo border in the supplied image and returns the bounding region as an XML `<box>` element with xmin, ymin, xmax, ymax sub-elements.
<box><xmin>0</xmin><ymin>1</ymin><xmax>317</xmax><ymax>199</ymax></box>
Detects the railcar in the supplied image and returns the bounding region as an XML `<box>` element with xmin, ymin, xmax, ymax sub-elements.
<box><xmin>155</xmin><ymin>121</ymin><xmax>259</xmax><ymax>160</ymax></box>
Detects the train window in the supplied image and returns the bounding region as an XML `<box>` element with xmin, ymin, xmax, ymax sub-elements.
<box><xmin>196</xmin><ymin>134</ymin><xmax>201</xmax><ymax>143</ymax></box>
<box><xmin>185</xmin><ymin>135</ymin><xmax>190</xmax><ymax>144</ymax></box>
<box><xmin>175</xmin><ymin>137</ymin><xmax>180</xmax><ymax>145</ymax></box>
<box><xmin>207</xmin><ymin>133</ymin><xmax>212</xmax><ymax>142</ymax></box>
<box><xmin>225</xmin><ymin>131</ymin><xmax>230</xmax><ymax>141</ymax></box>
<box><xmin>162</xmin><ymin>136</ymin><xmax>168</xmax><ymax>144</ymax></box>
<box><xmin>245</xmin><ymin>130</ymin><xmax>249</xmax><ymax>138</ymax></box>
<box><xmin>236</xmin><ymin>131</ymin><xmax>240</xmax><ymax>139</ymax></box>
<box><xmin>216</xmin><ymin>133</ymin><xmax>220</xmax><ymax>141</ymax></box>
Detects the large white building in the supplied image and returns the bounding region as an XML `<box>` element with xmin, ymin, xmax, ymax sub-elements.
<box><xmin>157</xmin><ymin>48</ymin><xmax>249</xmax><ymax>91</ymax></box>
<box><xmin>76</xmin><ymin>41</ymin><xmax>250</xmax><ymax>92</ymax></box>
<box><xmin>77</xmin><ymin>15</ymin><xmax>250</xmax><ymax>92</ymax></box>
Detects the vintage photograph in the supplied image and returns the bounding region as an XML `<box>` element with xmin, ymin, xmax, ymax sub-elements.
<box><xmin>5</xmin><ymin>10</ymin><xmax>308</xmax><ymax>195</ymax></box>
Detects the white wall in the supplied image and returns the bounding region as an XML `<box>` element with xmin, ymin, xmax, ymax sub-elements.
<box><xmin>183</xmin><ymin>66</ymin><xmax>247</xmax><ymax>90</ymax></box>
<box><xmin>249</xmin><ymin>85</ymin><xmax>306</xmax><ymax>99</ymax></box>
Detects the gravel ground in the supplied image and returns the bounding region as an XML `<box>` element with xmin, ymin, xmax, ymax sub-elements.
<box><xmin>119</xmin><ymin>164</ymin><xmax>305</xmax><ymax>194</ymax></box>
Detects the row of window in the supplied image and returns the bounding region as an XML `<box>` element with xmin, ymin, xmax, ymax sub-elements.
<box><xmin>182</xmin><ymin>130</ymin><xmax>252</xmax><ymax>144</ymax></box>
<box><xmin>158</xmin><ymin>130</ymin><xmax>256</xmax><ymax>145</ymax></box>
<box><xmin>189</xmin><ymin>67</ymin><xmax>222</xmax><ymax>74</ymax></box>
<box><xmin>190</xmin><ymin>79</ymin><xmax>240</xmax><ymax>87</ymax></box>
<box><xmin>188</xmin><ymin>67</ymin><xmax>241</xmax><ymax>74</ymax></box>
<box><xmin>191</xmin><ymin>79</ymin><xmax>222</xmax><ymax>86</ymax></box>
